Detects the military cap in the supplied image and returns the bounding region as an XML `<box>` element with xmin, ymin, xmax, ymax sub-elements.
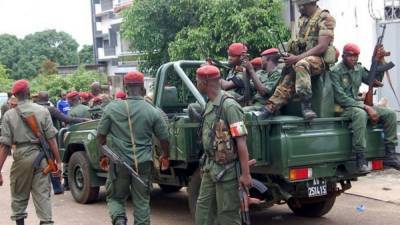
<box><xmin>250</xmin><ymin>57</ymin><xmax>262</xmax><ymax>67</ymax></box>
<box><xmin>261</xmin><ymin>48</ymin><xmax>279</xmax><ymax>56</ymax></box>
<box><xmin>343</xmin><ymin>43</ymin><xmax>360</xmax><ymax>56</ymax></box>
<box><xmin>80</xmin><ymin>92</ymin><xmax>90</xmax><ymax>100</ymax></box>
<box><xmin>124</xmin><ymin>71</ymin><xmax>144</xmax><ymax>84</ymax></box>
<box><xmin>196</xmin><ymin>65</ymin><xmax>221</xmax><ymax>80</ymax></box>
<box><xmin>66</xmin><ymin>91</ymin><xmax>80</xmax><ymax>99</ymax></box>
<box><xmin>296</xmin><ymin>0</ymin><xmax>318</xmax><ymax>5</ymax></box>
<box><xmin>228</xmin><ymin>43</ymin><xmax>248</xmax><ymax>56</ymax></box>
<box><xmin>92</xmin><ymin>96</ymin><xmax>102</xmax><ymax>103</ymax></box>
<box><xmin>115</xmin><ymin>91</ymin><xmax>126</xmax><ymax>100</ymax></box>
<box><xmin>12</xmin><ymin>79</ymin><xmax>29</xmax><ymax>95</ymax></box>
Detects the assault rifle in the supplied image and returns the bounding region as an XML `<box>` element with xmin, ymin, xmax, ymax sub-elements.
<box><xmin>241</xmin><ymin>54</ymin><xmax>252</xmax><ymax>106</ymax></box>
<box><xmin>236</xmin><ymin>162</ymin><xmax>251</xmax><ymax>225</ymax></box>
<box><xmin>18</xmin><ymin>112</ymin><xmax>58</xmax><ymax>175</ymax></box>
<box><xmin>364</xmin><ymin>24</ymin><xmax>395</xmax><ymax>106</ymax></box>
<box><xmin>100</xmin><ymin>145</ymin><xmax>147</xmax><ymax>188</ymax></box>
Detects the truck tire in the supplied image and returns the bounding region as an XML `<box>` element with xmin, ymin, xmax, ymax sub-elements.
<box><xmin>187</xmin><ymin>169</ymin><xmax>201</xmax><ymax>217</ymax></box>
<box><xmin>159</xmin><ymin>184</ymin><xmax>183</xmax><ymax>193</ymax></box>
<box><xmin>287</xmin><ymin>195</ymin><xmax>336</xmax><ymax>217</ymax></box>
<box><xmin>68</xmin><ymin>151</ymin><xmax>99</xmax><ymax>204</ymax></box>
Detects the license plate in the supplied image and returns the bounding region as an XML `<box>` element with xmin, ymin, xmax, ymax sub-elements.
<box><xmin>307</xmin><ymin>178</ymin><xmax>327</xmax><ymax>197</ymax></box>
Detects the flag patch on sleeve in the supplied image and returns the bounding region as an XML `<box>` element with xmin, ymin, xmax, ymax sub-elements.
<box><xmin>230</xmin><ymin>121</ymin><xmax>247</xmax><ymax>137</ymax></box>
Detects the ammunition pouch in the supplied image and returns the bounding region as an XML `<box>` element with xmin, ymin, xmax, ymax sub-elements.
<box><xmin>212</xmin><ymin>119</ymin><xmax>237</xmax><ymax>165</ymax></box>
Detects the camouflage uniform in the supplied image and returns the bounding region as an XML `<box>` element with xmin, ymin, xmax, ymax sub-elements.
<box><xmin>0</xmin><ymin>100</ymin><xmax>57</xmax><ymax>224</ymax></box>
<box><xmin>97</xmin><ymin>96</ymin><xmax>169</xmax><ymax>225</ymax></box>
<box><xmin>195</xmin><ymin>91</ymin><xmax>248</xmax><ymax>225</ymax></box>
<box><xmin>244</xmin><ymin>68</ymin><xmax>281</xmax><ymax>112</ymax></box>
<box><xmin>266</xmin><ymin>8</ymin><xmax>335</xmax><ymax>112</ymax></box>
<box><xmin>331</xmin><ymin>62</ymin><xmax>398</xmax><ymax>153</ymax></box>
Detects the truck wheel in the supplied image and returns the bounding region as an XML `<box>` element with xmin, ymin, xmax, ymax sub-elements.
<box><xmin>68</xmin><ymin>151</ymin><xmax>99</xmax><ymax>204</ymax></box>
<box><xmin>287</xmin><ymin>195</ymin><xmax>336</xmax><ymax>217</ymax></box>
<box><xmin>159</xmin><ymin>184</ymin><xmax>183</xmax><ymax>193</ymax></box>
<box><xmin>187</xmin><ymin>169</ymin><xmax>201</xmax><ymax>218</ymax></box>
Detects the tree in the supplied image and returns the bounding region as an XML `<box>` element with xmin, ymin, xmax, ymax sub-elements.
<box><xmin>121</xmin><ymin>0</ymin><xmax>200</xmax><ymax>73</ymax></box>
<box><xmin>122</xmin><ymin>0</ymin><xmax>289</xmax><ymax>73</ymax></box>
<box><xmin>0</xmin><ymin>34</ymin><xmax>22</xmax><ymax>74</ymax></box>
<box><xmin>0</xmin><ymin>64</ymin><xmax>13</xmax><ymax>92</ymax></box>
<box><xmin>79</xmin><ymin>45</ymin><xmax>95</xmax><ymax>64</ymax></box>
<box><xmin>40</xmin><ymin>59</ymin><xmax>58</xmax><ymax>75</ymax></box>
<box><xmin>13</xmin><ymin>29</ymin><xmax>79</xmax><ymax>79</ymax></box>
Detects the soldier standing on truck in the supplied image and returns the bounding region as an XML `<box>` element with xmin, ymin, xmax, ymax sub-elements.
<box><xmin>243</xmin><ymin>48</ymin><xmax>282</xmax><ymax>112</ymax></box>
<box><xmin>260</xmin><ymin>0</ymin><xmax>336</xmax><ymax>120</ymax></box>
<box><xmin>331</xmin><ymin>43</ymin><xmax>400</xmax><ymax>172</ymax></box>
<box><xmin>0</xmin><ymin>80</ymin><xmax>61</xmax><ymax>225</ymax></box>
<box><xmin>195</xmin><ymin>65</ymin><xmax>252</xmax><ymax>225</ymax></box>
<box><xmin>96</xmin><ymin>71</ymin><xmax>170</xmax><ymax>225</ymax></box>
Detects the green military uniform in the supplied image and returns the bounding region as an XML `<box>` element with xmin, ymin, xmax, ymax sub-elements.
<box><xmin>266</xmin><ymin>7</ymin><xmax>336</xmax><ymax>112</ymax></box>
<box><xmin>195</xmin><ymin>91</ymin><xmax>248</xmax><ymax>225</ymax></box>
<box><xmin>68</xmin><ymin>103</ymin><xmax>90</xmax><ymax>119</ymax></box>
<box><xmin>0</xmin><ymin>100</ymin><xmax>57</xmax><ymax>224</ymax></box>
<box><xmin>331</xmin><ymin>61</ymin><xmax>398</xmax><ymax>152</ymax></box>
<box><xmin>244</xmin><ymin>68</ymin><xmax>281</xmax><ymax>112</ymax></box>
<box><xmin>97</xmin><ymin>96</ymin><xmax>169</xmax><ymax>225</ymax></box>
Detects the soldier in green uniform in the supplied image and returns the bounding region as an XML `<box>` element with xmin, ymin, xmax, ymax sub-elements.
<box><xmin>220</xmin><ymin>42</ymin><xmax>253</xmax><ymax>104</ymax></box>
<box><xmin>260</xmin><ymin>0</ymin><xmax>336</xmax><ymax>119</ymax></box>
<box><xmin>243</xmin><ymin>48</ymin><xmax>282</xmax><ymax>112</ymax></box>
<box><xmin>331</xmin><ymin>43</ymin><xmax>400</xmax><ymax>172</ymax></box>
<box><xmin>0</xmin><ymin>80</ymin><xmax>61</xmax><ymax>225</ymax></box>
<box><xmin>96</xmin><ymin>71</ymin><xmax>170</xmax><ymax>225</ymax></box>
<box><xmin>195</xmin><ymin>65</ymin><xmax>252</xmax><ymax>225</ymax></box>
<box><xmin>67</xmin><ymin>91</ymin><xmax>91</xmax><ymax>119</ymax></box>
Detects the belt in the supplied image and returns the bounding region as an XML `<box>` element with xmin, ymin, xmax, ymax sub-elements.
<box><xmin>14</xmin><ymin>142</ymin><xmax>40</xmax><ymax>149</ymax></box>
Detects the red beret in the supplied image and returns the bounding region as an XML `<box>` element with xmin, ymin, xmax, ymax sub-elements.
<box><xmin>80</xmin><ymin>92</ymin><xmax>90</xmax><ymax>100</ymax></box>
<box><xmin>343</xmin><ymin>43</ymin><xmax>360</xmax><ymax>56</ymax></box>
<box><xmin>92</xmin><ymin>96</ymin><xmax>102</xmax><ymax>103</ymax></box>
<box><xmin>115</xmin><ymin>91</ymin><xmax>126</xmax><ymax>99</ymax></box>
<box><xmin>228</xmin><ymin>43</ymin><xmax>248</xmax><ymax>56</ymax></box>
<box><xmin>12</xmin><ymin>79</ymin><xmax>29</xmax><ymax>95</ymax></box>
<box><xmin>124</xmin><ymin>71</ymin><xmax>144</xmax><ymax>84</ymax></box>
<box><xmin>196</xmin><ymin>65</ymin><xmax>221</xmax><ymax>80</ymax></box>
<box><xmin>66</xmin><ymin>91</ymin><xmax>79</xmax><ymax>99</ymax></box>
<box><xmin>261</xmin><ymin>48</ymin><xmax>279</xmax><ymax>56</ymax></box>
<box><xmin>250</xmin><ymin>57</ymin><xmax>262</xmax><ymax>67</ymax></box>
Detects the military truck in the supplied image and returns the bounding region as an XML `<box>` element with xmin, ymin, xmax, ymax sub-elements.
<box><xmin>58</xmin><ymin>60</ymin><xmax>386</xmax><ymax>218</ymax></box>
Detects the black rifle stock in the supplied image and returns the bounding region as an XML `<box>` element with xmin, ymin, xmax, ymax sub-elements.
<box><xmin>235</xmin><ymin>162</ymin><xmax>251</xmax><ymax>225</ymax></box>
<box><xmin>100</xmin><ymin>145</ymin><xmax>147</xmax><ymax>188</ymax></box>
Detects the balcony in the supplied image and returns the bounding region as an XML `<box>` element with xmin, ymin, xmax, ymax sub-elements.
<box><xmin>113</xmin><ymin>0</ymin><xmax>133</xmax><ymax>13</ymax></box>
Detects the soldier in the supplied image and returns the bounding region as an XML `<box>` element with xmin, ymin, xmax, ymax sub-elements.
<box><xmin>220</xmin><ymin>42</ymin><xmax>253</xmax><ymax>104</ymax></box>
<box><xmin>195</xmin><ymin>65</ymin><xmax>252</xmax><ymax>225</ymax></box>
<box><xmin>260</xmin><ymin>0</ymin><xmax>336</xmax><ymax>119</ymax></box>
<box><xmin>67</xmin><ymin>91</ymin><xmax>91</xmax><ymax>119</ymax></box>
<box><xmin>243</xmin><ymin>48</ymin><xmax>282</xmax><ymax>112</ymax></box>
<box><xmin>0</xmin><ymin>80</ymin><xmax>61</xmax><ymax>225</ymax></box>
<box><xmin>96</xmin><ymin>71</ymin><xmax>170</xmax><ymax>225</ymax></box>
<box><xmin>331</xmin><ymin>43</ymin><xmax>400</xmax><ymax>172</ymax></box>
<box><xmin>80</xmin><ymin>92</ymin><xmax>92</xmax><ymax>106</ymax></box>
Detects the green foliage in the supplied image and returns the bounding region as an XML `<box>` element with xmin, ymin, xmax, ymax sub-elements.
<box><xmin>121</xmin><ymin>0</ymin><xmax>200</xmax><ymax>73</ymax></box>
<box><xmin>40</xmin><ymin>59</ymin><xmax>58</xmax><ymax>76</ymax></box>
<box><xmin>122</xmin><ymin>0</ymin><xmax>289</xmax><ymax>72</ymax></box>
<box><xmin>79</xmin><ymin>45</ymin><xmax>95</xmax><ymax>64</ymax></box>
<box><xmin>30</xmin><ymin>66</ymin><xmax>107</xmax><ymax>102</ymax></box>
<box><xmin>1</xmin><ymin>30</ymin><xmax>79</xmax><ymax>79</ymax></box>
<box><xmin>0</xmin><ymin>64</ymin><xmax>13</xmax><ymax>92</ymax></box>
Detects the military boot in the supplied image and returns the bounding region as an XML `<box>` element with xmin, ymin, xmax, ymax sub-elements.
<box><xmin>384</xmin><ymin>147</ymin><xmax>400</xmax><ymax>170</ymax></box>
<box><xmin>355</xmin><ymin>152</ymin><xmax>371</xmax><ymax>173</ymax></box>
<box><xmin>301</xmin><ymin>97</ymin><xmax>317</xmax><ymax>120</ymax></box>
<box><xmin>113</xmin><ymin>216</ymin><xmax>127</xmax><ymax>225</ymax></box>
<box><xmin>63</xmin><ymin>178</ymin><xmax>70</xmax><ymax>191</ymax></box>
<box><xmin>16</xmin><ymin>219</ymin><xmax>24</xmax><ymax>225</ymax></box>
<box><xmin>258</xmin><ymin>106</ymin><xmax>273</xmax><ymax>119</ymax></box>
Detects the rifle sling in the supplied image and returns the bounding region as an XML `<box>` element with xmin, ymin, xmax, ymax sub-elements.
<box><xmin>124</xmin><ymin>100</ymin><xmax>139</xmax><ymax>173</ymax></box>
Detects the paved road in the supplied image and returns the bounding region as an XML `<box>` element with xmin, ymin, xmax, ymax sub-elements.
<box><xmin>1</xmin><ymin>158</ymin><xmax>400</xmax><ymax>225</ymax></box>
